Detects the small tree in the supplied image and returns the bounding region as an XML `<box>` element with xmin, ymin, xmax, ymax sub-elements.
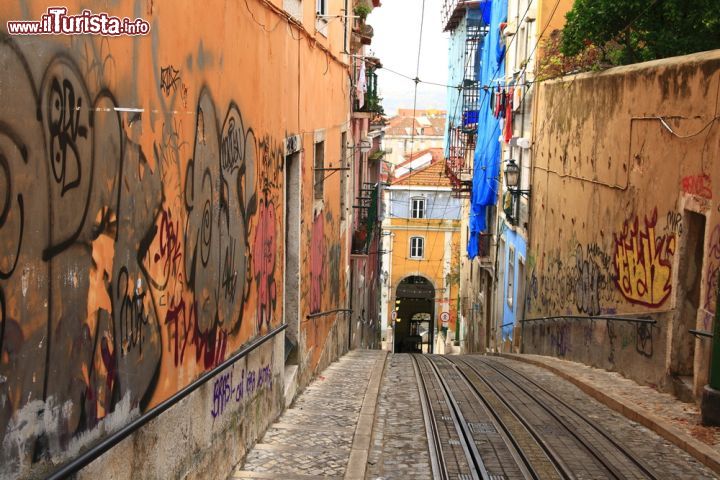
<box><xmin>561</xmin><ymin>0</ymin><xmax>720</xmax><ymax>66</ymax></box>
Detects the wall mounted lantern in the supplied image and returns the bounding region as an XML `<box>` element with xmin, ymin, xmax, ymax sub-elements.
<box><xmin>503</xmin><ymin>159</ymin><xmax>530</xmax><ymax>198</ymax></box>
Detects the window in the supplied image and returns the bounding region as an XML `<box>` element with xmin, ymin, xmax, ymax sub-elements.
<box><xmin>410</xmin><ymin>237</ymin><xmax>424</xmax><ymax>259</ymax></box>
<box><xmin>314</xmin><ymin>140</ymin><xmax>324</xmax><ymax>200</ymax></box>
<box><xmin>315</xmin><ymin>0</ymin><xmax>328</xmax><ymax>35</ymax></box>
<box><xmin>411</xmin><ymin>197</ymin><xmax>426</xmax><ymax>219</ymax></box>
<box><xmin>507</xmin><ymin>246</ymin><xmax>515</xmax><ymax>310</ymax></box>
<box><xmin>340</xmin><ymin>132</ymin><xmax>347</xmax><ymax>222</ymax></box>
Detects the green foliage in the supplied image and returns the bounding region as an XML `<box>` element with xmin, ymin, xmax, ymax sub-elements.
<box><xmin>353</xmin><ymin>3</ymin><xmax>372</xmax><ymax>21</ymax></box>
<box><xmin>537</xmin><ymin>30</ymin><xmax>606</xmax><ymax>80</ymax></box>
<box><xmin>561</xmin><ymin>0</ymin><xmax>720</xmax><ymax>66</ymax></box>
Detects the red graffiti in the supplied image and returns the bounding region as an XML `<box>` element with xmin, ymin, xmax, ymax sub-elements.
<box><xmin>613</xmin><ymin>208</ymin><xmax>675</xmax><ymax>307</ymax></box>
<box><xmin>253</xmin><ymin>197</ymin><xmax>277</xmax><ymax>331</ymax></box>
<box><xmin>310</xmin><ymin>213</ymin><xmax>324</xmax><ymax>314</ymax></box>
<box><xmin>165</xmin><ymin>296</ymin><xmax>228</xmax><ymax>369</ymax></box>
<box><xmin>680</xmin><ymin>174</ymin><xmax>713</xmax><ymax>199</ymax></box>
<box><xmin>100</xmin><ymin>336</ymin><xmax>117</xmax><ymax>391</ymax></box>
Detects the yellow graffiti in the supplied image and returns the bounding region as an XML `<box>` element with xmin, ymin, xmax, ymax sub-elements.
<box><xmin>613</xmin><ymin>208</ymin><xmax>675</xmax><ymax>307</ymax></box>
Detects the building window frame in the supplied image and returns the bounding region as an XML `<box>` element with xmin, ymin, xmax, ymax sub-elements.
<box><xmin>507</xmin><ymin>246</ymin><xmax>515</xmax><ymax>310</ymax></box>
<box><xmin>314</xmin><ymin>139</ymin><xmax>325</xmax><ymax>201</ymax></box>
<box><xmin>411</xmin><ymin>197</ymin><xmax>426</xmax><ymax>219</ymax></box>
<box><xmin>409</xmin><ymin>236</ymin><xmax>425</xmax><ymax>259</ymax></box>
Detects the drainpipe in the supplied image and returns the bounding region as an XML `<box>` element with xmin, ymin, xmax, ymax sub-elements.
<box><xmin>701</xmin><ymin>271</ymin><xmax>720</xmax><ymax>426</ymax></box>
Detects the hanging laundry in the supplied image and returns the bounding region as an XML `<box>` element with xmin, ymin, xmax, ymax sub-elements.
<box><xmin>493</xmin><ymin>87</ymin><xmax>501</xmax><ymax>118</ymax></box>
<box><xmin>503</xmin><ymin>87</ymin><xmax>514</xmax><ymax>143</ymax></box>
<box><xmin>499</xmin><ymin>87</ymin><xmax>506</xmax><ymax>119</ymax></box>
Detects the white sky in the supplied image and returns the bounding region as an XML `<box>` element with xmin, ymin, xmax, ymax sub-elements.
<box><xmin>367</xmin><ymin>0</ymin><xmax>449</xmax><ymax>116</ymax></box>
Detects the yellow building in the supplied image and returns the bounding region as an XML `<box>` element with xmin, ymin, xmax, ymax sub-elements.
<box><xmin>380</xmin><ymin>149</ymin><xmax>462</xmax><ymax>353</ymax></box>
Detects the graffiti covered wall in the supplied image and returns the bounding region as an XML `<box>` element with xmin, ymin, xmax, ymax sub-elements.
<box><xmin>0</xmin><ymin>0</ymin><xmax>351</xmax><ymax>478</ymax></box>
<box><xmin>527</xmin><ymin>51</ymin><xmax>720</xmax><ymax>395</ymax></box>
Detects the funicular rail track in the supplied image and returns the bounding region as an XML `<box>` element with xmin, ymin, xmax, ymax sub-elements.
<box><xmin>459</xmin><ymin>356</ymin><xmax>661</xmax><ymax>480</ymax></box>
<box><xmin>411</xmin><ymin>354</ymin><xmax>662</xmax><ymax>480</ymax></box>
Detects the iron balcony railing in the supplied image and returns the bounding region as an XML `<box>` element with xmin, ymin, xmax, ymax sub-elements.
<box><xmin>354</xmin><ymin>67</ymin><xmax>383</xmax><ymax>114</ymax></box>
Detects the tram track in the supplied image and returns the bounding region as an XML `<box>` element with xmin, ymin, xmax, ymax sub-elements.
<box><xmin>411</xmin><ymin>354</ymin><xmax>481</xmax><ymax>480</ymax></box>
<box><xmin>466</xmin><ymin>356</ymin><xmax>660</xmax><ymax>480</ymax></box>
<box><xmin>411</xmin><ymin>354</ymin><xmax>663</xmax><ymax>480</ymax></box>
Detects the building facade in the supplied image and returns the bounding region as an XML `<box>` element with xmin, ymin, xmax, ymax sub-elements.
<box><xmin>380</xmin><ymin>150</ymin><xmax>461</xmax><ymax>353</ymax></box>
<box><xmin>382</xmin><ymin>109</ymin><xmax>446</xmax><ymax>168</ymax></box>
<box><xmin>442</xmin><ymin>0</ymin><xmax>572</xmax><ymax>353</ymax></box>
<box><xmin>0</xmin><ymin>0</ymin><xmax>381</xmax><ymax>478</ymax></box>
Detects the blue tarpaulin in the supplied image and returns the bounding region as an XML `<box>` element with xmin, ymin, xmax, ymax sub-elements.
<box><xmin>467</xmin><ymin>0</ymin><xmax>507</xmax><ymax>259</ymax></box>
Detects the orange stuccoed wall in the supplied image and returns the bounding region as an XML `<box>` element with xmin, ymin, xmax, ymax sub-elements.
<box><xmin>0</xmin><ymin>0</ymin><xmax>352</xmax><ymax>478</ymax></box>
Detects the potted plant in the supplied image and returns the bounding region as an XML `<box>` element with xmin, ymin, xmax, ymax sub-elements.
<box><xmin>353</xmin><ymin>3</ymin><xmax>371</xmax><ymax>22</ymax></box>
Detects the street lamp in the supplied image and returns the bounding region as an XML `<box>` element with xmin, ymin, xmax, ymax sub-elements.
<box><xmin>503</xmin><ymin>159</ymin><xmax>530</xmax><ymax>198</ymax></box>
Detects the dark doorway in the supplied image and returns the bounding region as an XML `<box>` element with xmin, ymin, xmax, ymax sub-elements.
<box><xmin>284</xmin><ymin>151</ymin><xmax>301</xmax><ymax>365</ymax></box>
<box><xmin>394</xmin><ymin>276</ymin><xmax>435</xmax><ymax>353</ymax></box>
<box><xmin>672</xmin><ymin>211</ymin><xmax>706</xmax><ymax>379</ymax></box>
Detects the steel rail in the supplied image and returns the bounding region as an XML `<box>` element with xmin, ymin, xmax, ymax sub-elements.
<box><xmin>478</xmin><ymin>359</ymin><xmax>659</xmax><ymax>480</ymax></box>
<box><xmin>410</xmin><ymin>354</ymin><xmax>448</xmax><ymax>480</ymax></box>
<box><xmin>476</xmin><ymin>357</ymin><xmax>660</xmax><ymax>480</ymax></box>
<box><xmin>422</xmin><ymin>355</ymin><xmax>486</xmax><ymax>480</ymax></box>
<box><xmin>464</xmin><ymin>356</ymin><xmax>625</xmax><ymax>479</ymax></box>
<box><xmin>432</xmin><ymin>356</ymin><xmax>538</xmax><ymax>480</ymax></box>
<box><xmin>450</xmin><ymin>357</ymin><xmax>573</xmax><ymax>480</ymax></box>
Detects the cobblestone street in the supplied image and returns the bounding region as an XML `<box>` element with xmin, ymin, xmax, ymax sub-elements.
<box><xmin>236</xmin><ymin>352</ymin><xmax>720</xmax><ymax>479</ymax></box>
<box><xmin>233</xmin><ymin>350</ymin><xmax>386</xmax><ymax>479</ymax></box>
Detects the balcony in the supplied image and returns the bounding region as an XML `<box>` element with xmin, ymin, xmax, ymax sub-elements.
<box><xmin>444</xmin><ymin>22</ymin><xmax>485</xmax><ymax>197</ymax></box>
<box><xmin>442</xmin><ymin>0</ymin><xmax>483</xmax><ymax>31</ymax></box>
<box><xmin>354</xmin><ymin>66</ymin><xmax>384</xmax><ymax>115</ymax></box>
<box><xmin>445</xmin><ymin>124</ymin><xmax>474</xmax><ymax>197</ymax></box>
<box><xmin>477</xmin><ymin>232</ymin><xmax>492</xmax><ymax>258</ymax></box>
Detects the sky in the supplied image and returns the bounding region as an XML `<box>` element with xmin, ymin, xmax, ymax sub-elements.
<box><xmin>366</xmin><ymin>0</ymin><xmax>449</xmax><ymax>117</ymax></box>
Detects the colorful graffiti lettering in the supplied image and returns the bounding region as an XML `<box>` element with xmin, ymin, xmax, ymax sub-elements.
<box><xmin>0</xmin><ymin>36</ymin><xmax>287</xmax><ymax>477</ymax></box>
<box><xmin>613</xmin><ymin>208</ymin><xmax>675</xmax><ymax>307</ymax></box>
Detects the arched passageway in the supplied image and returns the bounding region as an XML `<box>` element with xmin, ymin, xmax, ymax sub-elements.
<box><xmin>394</xmin><ymin>276</ymin><xmax>434</xmax><ymax>353</ymax></box>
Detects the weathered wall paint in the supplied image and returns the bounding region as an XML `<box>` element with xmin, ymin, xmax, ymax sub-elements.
<box><xmin>0</xmin><ymin>0</ymin><xmax>351</xmax><ymax>477</ymax></box>
<box><xmin>527</xmin><ymin>50</ymin><xmax>720</xmax><ymax>397</ymax></box>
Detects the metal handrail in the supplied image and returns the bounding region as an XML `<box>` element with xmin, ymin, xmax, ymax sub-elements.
<box><xmin>690</xmin><ymin>329</ymin><xmax>714</xmax><ymax>339</ymax></box>
<box><xmin>47</xmin><ymin>323</ymin><xmax>288</xmax><ymax>480</ymax></box>
<box><xmin>306</xmin><ymin>308</ymin><xmax>352</xmax><ymax>319</ymax></box>
<box><xmin>521</xmin><ymin>315</ymin><xmax>656</xmax><ymax>325</ymax></box>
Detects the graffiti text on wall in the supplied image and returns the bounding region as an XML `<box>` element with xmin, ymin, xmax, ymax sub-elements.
<box><xmin>680</xmin><ymin>174</ymin><xmax>713</xmax><ymax>199</ymax></box>
<box><xmin>613</xmin><ymin>208</ymin><xmax>675</xmax><ymax>307</ymax></box>
<box><xmin>211</xmin><ymin>362</ymin><xmax>273</xmax><ymax>418</ymax></box>
<box><xmin>0</xmin><ymin>37</ymin><xmax>283</xmax><ymax>476</ymax></box>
